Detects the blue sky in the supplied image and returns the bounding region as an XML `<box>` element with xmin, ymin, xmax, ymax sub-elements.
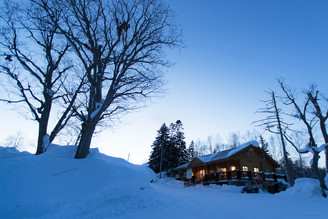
<box><xmin>1</xmin><ymin>0</ymin><xmax>328</xmax><ymax>164</ymax></box>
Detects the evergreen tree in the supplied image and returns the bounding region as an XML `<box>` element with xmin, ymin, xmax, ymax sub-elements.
<box><xmin>259</xmin><ymin>135</ymin><xmax>270</xmax><ymax>154</ymax></box>
<box><xmin>188</xmin><ymin>141</ymin><xmax>195</xmax><ymax>161</ymax></box>
<box><xmin>148</xmin><ymin>123</ymin><xmax>171</xmax><ymax>173</ymax></box>
<box><xmin>169</xmin><ymin>120</ymin><xmax>189</xmax><ymax>169</ymax></box>
<box><xmin>149</xmin><ymin>120</ymin><xmax>189</xmax><ymax>175</ymax></box>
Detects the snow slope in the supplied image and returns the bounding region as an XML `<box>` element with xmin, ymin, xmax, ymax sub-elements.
<box><xmin>0</xmin><ymin>145</ymin><xmax>327</xmax><ymax>218</ymax></box>
<box><xmin>0</xmin><ymin>145</ymin><xmax>156</xmax><ymax>218</ymax></box>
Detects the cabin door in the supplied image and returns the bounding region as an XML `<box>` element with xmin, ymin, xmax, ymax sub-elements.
<box><xmin>186</xmin><ymin>168</ymin><xmax>192</xmax><ymax>179</ymax></box>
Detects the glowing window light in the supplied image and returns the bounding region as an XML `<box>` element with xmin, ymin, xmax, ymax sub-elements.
<box><xmin>218</xmin><ymin>168</ymin><xmax>226</xmax><ymax>172</ymax></box>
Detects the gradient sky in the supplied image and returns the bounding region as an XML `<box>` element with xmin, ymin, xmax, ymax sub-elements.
<box><xmin>1</xmin><ymin>0</ymin><xmax>328</xmax><ymax>164</ymax></box>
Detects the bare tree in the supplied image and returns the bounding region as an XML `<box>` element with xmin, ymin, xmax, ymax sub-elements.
<box><xmin>278</xmin><ymin>79</ymin><xmax>327</xmax><ymax>197</ymax></box>
<box><xmin>3</xmin><ymin>131</ymin><xmax>24</xmax><ymax>149</ymax></box>
<box><xmin>203</xmin><ymin>134</ymin><xmax>225</xmax><ymax>153</ymax></box>
<box><xmin>268</xmin><ymin>135</ymin><xmax>282</xmax><ymax>161</ymax></box>
<box><xmin>0</xmin><ymin>0</ymin><xmax>84</xmax><ymax>154</ymax></box>
<box><xmin>255</xmin><ymin>90</ymin><xmax>295</xmax><ymax>186</ymax></box>
<box><xmin>38</xmin><ymin>0</ymin><xmax>182</xmax><ymax>158</ymax></box>
<box><xmin>242</xmin><ymin>129</ymin><xmax>260</xmax><ymax>143</ymax></box>
<box><xmin>227</xmin><ymin>132</ymin><xmax>240</xmax><ymax>149</ymax></box>
<box><xmin>289</xmin><ymin>132</ymin><xmax>307</xmax><ymax>177</ymax></box>
<box><xmin>206</xmin><ymin>135</ymin><xmax>214</xmax><ymax>153</ymax></box>
<box><xmin>194</xmin><ymin>140</ymin><xmax>208</xmax><ymax>157</ymax></box>
<box><xmin>193</xmin><ymin>134</ymin><xmax>234</xmax><ymax>156</ymax></box>
<box><xmin>211</xmin><ymin>134</ymin><xmax>226</xmax><ymax>152</ymax></box>
<box><xmin>307</xmin><ymin>87</ymin><xmax>328</xmax><ymax>172</ymax></box>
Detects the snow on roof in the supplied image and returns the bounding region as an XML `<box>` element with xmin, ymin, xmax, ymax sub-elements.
<box><xmin>227</xmin><ymin>141</ymin><xmax>259</xmax><ymax>157</ymax></box>
<box><xmin>195</xmin><ymin>141</ymin><xmax>259</xmax><ymax>164</ymax></box>
<box><xmin>197</xmin><ymin>149</ymin><xmax>234</xmax><ymax>163</ymax></box>
<box><xmin>175</xmin><ymin>161</ymin><xmax>190</xmax><ymax>170</ymax></box>
<box><xmin>197</xmin><ymin>153</ymin><xmax>219</xmax><ymax>163</ymax></box>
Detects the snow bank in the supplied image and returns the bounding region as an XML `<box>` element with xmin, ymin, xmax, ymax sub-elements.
<box><xmin>279</xmin><ymin>178</ymin><xmax>325</xmax><ymax>198</ymax></box>
<box><xmin>1</xmin><ymin>145</ymin><xmax>327</xmax><ymax>218</ymax></box>
<box><xmin>0</xmin><ymin>145</ymin><xmax>156</xmax><ymax>218</ymax></box>
<box><xmin>0</xmin><ymin>146</ymin><xmax>30</xmax><ymax>160</ymax></box>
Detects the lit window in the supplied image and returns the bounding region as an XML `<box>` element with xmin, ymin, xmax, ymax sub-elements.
<box><xmin>242</xmin><ymin>166</ymin><xmax>248</xmax><ymax>171</ymax></box>
<box><xmin>199</xmin><ymin>169</ymin><xmax>205</xmax><ymax>178</ymax></box>
<box><xmin>218</xmin><ymin>168</ymin><xmax>226</xmax><ymax>172</ymax></box>
<box><xmin>230</xmin><ymin>166</ymin><xmax>236</xmax><ymax>171</ymax></box>
<box><xmin>254</xmin><ymin>168</ymin><xmax>259</xmax><ymax>172</ymax></box>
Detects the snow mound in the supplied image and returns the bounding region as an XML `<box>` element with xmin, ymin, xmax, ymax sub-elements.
<box><xmin>281</xmin><ymin>178</ymin><xmax>324</xmax><ymax>198</ymax></box>
<box><xmin>0</xmin><ymin>145</ymin><xmax>156</xmax><ymax>218</ymax></box>
<box><xmin>0</xmin><ymin>146</ymin><xmax>30</xmax><ymax>160</ymax></box>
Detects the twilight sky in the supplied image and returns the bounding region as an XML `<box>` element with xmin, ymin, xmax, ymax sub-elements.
<box><xmin>1</xmin><ymin>0</ymin><xmax>328</xmax><ymax>164</ymax></box>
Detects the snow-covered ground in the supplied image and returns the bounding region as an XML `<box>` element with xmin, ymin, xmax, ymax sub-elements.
<box><xmin>0</xmin><ymin>145</ymin><xmax>327</xmax><ymax>219</ymax></box>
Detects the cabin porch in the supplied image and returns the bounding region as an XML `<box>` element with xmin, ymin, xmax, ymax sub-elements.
<box><xmin>181</xmin><ymin>169</ymin><xmax>287</xmax><ymax>193</ymax></box>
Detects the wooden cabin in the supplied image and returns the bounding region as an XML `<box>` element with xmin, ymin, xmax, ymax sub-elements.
<box><xmin>175</xmin><ymin>141</ymin><xmax>281</xmax><ymax>183</ymax></box>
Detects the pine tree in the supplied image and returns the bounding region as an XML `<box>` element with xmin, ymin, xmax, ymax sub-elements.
<box><xmin>149</xmin><ymin>120</ymin><xmax>189</xmax><ymax>176</ymax></box>
<box><xmin>169</xmin><ymin>120</ymin><xmax>189</xmax><ymax>170</ymax></box>
<box><xmin>148</xmin><ymin>123</ymin><xmax>171</xmax><ymax>173</ymax></box>
<box><xmin>259</xmin><ymin>135</ymin><xmax>270</xmax><ymax>154</ymax></box>
<box><xmin>188</xmin><ymin>141</ymin><xmax>195</xmax><ymax>161</ymax></box>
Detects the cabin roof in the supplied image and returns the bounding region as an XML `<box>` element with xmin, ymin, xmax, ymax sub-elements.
<box><xmin>197</xmin><ymin>148</ymin><xmax>234</xmax><ymax>163</ymax></box>
<box><xmin>175</xmin><ymin>141</ymin><xmax>273</xmax><ymax>170</ymax></box>
<box><xmin>197</xmin><ymin>141</ymin><xmax>259</xmax><ymax>163</ymax></box>
<box><xmin>175</xmin><ymin>161</ymin><xmax>190</xmax><ymax>170</ymax></box>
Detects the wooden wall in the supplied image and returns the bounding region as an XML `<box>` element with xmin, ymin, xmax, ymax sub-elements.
<box><xmin>232</xmin><ymin>147</ymin><xmax>276</xmax><ymax>172</ymax></box>
<box><xmin>189</xmin><ymin>146</ymin><xmax>278</xmax><ymax>182</ymax></box>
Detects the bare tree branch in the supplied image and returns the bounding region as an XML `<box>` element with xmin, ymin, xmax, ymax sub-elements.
<box><xmin>0</xmin><ymin>0</ymin><xmax>83</xmax><ymax>154</ymax></box>
<box><xmin>39</xmin><ymin>0</ymin><xmax>182</xmax><ymax>158</ymax></box>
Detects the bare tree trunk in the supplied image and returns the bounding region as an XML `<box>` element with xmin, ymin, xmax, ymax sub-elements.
<box><xmin>36</xmin><ymin>90</ymin><xmax>52</xmax><ymax>154</ymax></box>
<box><xmin>308</xmin><ymin>91</ymin><xmax>328</xmax><ymax>172</ymax></box>
<box><xmin>272</xmin><ymin>91</ymin><xmax>295</xmax><ymax>186</ymax></box>
<box><xmin>75</xmin><ymin>121</ymin><xmax>97</xmax><ymax>159</ymax></box>
<box><xmin>326</xmin><ymin>149</ymin><xmax>328</xmax><ymax>174</ymax></box>
<box><xmin>298</xmin><ymin>153</ymin><xmax>305</xmax><ymax>177</ymax></box>
<box><xmin>159</xmin><ymin>140</ymin><xmax>164</xmax><ymax>179</ymax></box>
<box><xmin>36</xmin><ymin>120</ymin><xmax>48</xmax><ymax>155</ymax></box>
<box><xmin>318</xmin><ymin>118</ymin><xmax>328</xmax><ymax>173</ymax></box>
<box><xmin>74</xmin><ymin>76</ymin><xmax>103</xmax><ymax>158</ymax></box>
<box><xmin>312</xmin><ymin>152</ymin><xmax>327</xmax><ymax>197</ymax></box>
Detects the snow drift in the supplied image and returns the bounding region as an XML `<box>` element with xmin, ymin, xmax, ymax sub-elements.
<box><xmin>279</xmin><ymin>178</ymin><xmax>326</xmax><ymax>198</ymax></box>
<box><xmin>0</xmin><ymin>145</ymin><xmax>327</xmax><ymax>219</ymax></box>
<box><xmin>0</xmin><ymin>145</ymin><xmax>155</xmax><ymax>218</ymax></box>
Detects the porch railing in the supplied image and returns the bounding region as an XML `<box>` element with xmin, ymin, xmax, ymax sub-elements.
<box><xmin>204</xmin><ymin>170</ymin><xmax>287</xmax><ymax>183</ymax></box>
